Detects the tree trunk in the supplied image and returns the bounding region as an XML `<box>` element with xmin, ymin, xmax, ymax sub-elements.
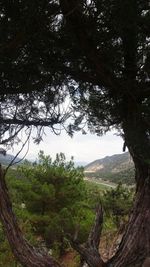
<box><xmin>108</xmin><ymin>176</ymin><xmax>150</xmax><ymax>267</ymax></box>
<box><xmin>106</xmin><ymin>114</ymin><xmax>150</xmax><ymax>267</ymax></box>
<box><xmin>70</xmin><ymin>112</ymin><xmax>150</xmax><ymax>267</ymax></box>
<box><xmin>0</xmin><ymin>165</ymin><xmax>61</xmax><ymax>267</ymax></box>
<box><xmin>73</xmin><ymin>171</ymin><xmax>150</xmax><ymax>267</ymax></box>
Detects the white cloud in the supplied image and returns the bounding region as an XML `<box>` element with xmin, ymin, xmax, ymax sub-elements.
<box><xmin>8</xmin><ymin>128</ymin><xmax>124</xmax><ymax>163</ymax></box>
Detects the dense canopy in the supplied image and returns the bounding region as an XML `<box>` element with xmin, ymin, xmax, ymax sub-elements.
<box><xmin>0</xmin><ymin>0</ymin><xmax>149</xmax><ymax>145</ymax></box>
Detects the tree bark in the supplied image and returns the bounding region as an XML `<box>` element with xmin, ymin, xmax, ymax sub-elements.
<box><xmin>72</xmin><ymin>112</ymin><xmax>150</xmax><ymax>267</ymax></box>
<box><xmin>69</xmin><ymin>205</ymin><xmax>105</xmax><ymax>267</ymax></box>
<box><xmin>73</xmin><ymin>170</ymin><xmax>150</xmax><ymax>267</ymax></box>
<box><xmin>0</xmin><ymin>165</ymin><xmax>61</xmax><ymax>267</ymax></box>
<box><xmin>106</xmin><ymin>113</ymin><xmax>150</xmax><ymax>267</ymax></box>
<box><xmin>108</xmin><ymin>177</ymin><xmax>150</xmax><ymax>267</ymax></box>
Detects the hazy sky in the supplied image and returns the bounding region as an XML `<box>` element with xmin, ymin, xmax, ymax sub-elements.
<box><xmin>8</xmin><ymin>128</ymin><xmax>124</xmax><ymax>164</ymax></box>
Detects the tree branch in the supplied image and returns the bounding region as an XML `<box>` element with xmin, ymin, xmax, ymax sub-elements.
<box><xmin>87</xmin><ymin>204</ymin><xmax>103</xmax><ymax>250</ymax></box>
<box><xmin>0</xmin><ymin>117</ymin><xmax>62</xmax><ymax>127</ymax></box>
<box><xmin>68</xmin><ymin>204</ymin><xmax>105</xmax><ymax>267</ymax></box>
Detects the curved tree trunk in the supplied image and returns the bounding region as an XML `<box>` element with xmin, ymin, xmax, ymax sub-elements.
<box><xmin>72</xmin><ymin>175</ymin><xmax>150</xmax><ymax>267</ymax></box>
<box><xmin>0</xmin><ymin>165</ymin><xmax>61</xmax><ymax>267</ymax></box>
<box><xmin>70</xmin><ymin>113</ymin><xmax>150</xmax><ymax>267</ymax></box>
<box><xmin>108</xmin><ymin>177</ymin><xmax>150</xmax><ymax>267</ymax></box>
<box><xmin>109</xmin><ymin>114</ymin><xmax>150</xmax><ymax>266</ymax></box>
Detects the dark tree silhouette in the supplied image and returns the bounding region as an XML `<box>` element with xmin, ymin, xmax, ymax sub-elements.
<box><xmin>0</xmin><ymin>0</ymin><xmax>150</xmax><ymax>266</ymax></box>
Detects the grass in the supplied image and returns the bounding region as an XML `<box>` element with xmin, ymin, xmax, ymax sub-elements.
<box><xmin>85</xmin><ymin>179</ymin><xmax>112</xmax><ymax>191</ymax></box>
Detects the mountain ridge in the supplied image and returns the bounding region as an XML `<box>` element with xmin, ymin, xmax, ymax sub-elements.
<box><xmin>84</xmin><ymin>152</ymin><xmax>135</xmax><ymax>185</ymax></box>
<box><xmin>0</xmin><ymin>152</ymin><xmax>21</xmax><ymax>166</ymax></box>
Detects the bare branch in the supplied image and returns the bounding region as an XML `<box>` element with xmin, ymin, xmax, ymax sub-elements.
<box><xmin>87</xmin><ymin>204</ymin><xmax>103</xmax><ymax>250</ymax></box>
<box><xmin>4</xmin><ymin>127</ymin><xmax>32</xmax><ymax>175</ymax></box>
<box><xmin>68</xmin><ymin>204</ymin><xmax>104</xmax><ymax>267</ymax></box>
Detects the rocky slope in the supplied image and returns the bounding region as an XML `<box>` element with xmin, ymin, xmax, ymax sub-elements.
<box><xmin>84</xmin><ymin>152</ymin><xmax>135</xmax><ymax>185</ymax></box>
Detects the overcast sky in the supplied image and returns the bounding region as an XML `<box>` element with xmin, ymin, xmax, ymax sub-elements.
<box><xmin>8</xmin><ymin>128</ymin><xmax>124</xmax><ymax>164</ymax></box>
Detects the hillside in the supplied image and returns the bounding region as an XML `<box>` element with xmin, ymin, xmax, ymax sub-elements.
<box><xmin>84</xmin><ymin>152</ymin><xmax>135</xmax><ymax>185</ymax></box>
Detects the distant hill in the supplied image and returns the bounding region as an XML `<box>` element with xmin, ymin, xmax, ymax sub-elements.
<box><xmin>0</xmin><ymin>153</ymin><xmax>21</xmax><ymax>166</ymax></box>
<box><xmin>74</xmin><ymin>161</ymin><xmax>88</xmax><ymax>167</ymax></box>
<box><xmin>84</xmin><ymin>152</ymin><xmax>135</xmax><ymax>185</ymax></box>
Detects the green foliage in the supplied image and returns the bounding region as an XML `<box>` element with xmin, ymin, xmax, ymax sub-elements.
<box><xmin>0</xmin><ymin>225</ymin><xmax>15</xmax><ymax>267</ymax></box>
<box><xmin>9</xmin><ymin>152</ymin><xmax>94</xmax><ymax>256</ymax></box>
<box><xmin>102</xmin><ymin>183</ymin><xmax>134</xmax><ymax>230</ymax></box>
<box><xmin>2</xmin><ymin>153</ymin><xmax>135</xmax><ymax>266</ymax></box>
<box><xmin>101</xmin><ymin>168</ymin><xmax>135</xmax><ymax>185</ymax></box>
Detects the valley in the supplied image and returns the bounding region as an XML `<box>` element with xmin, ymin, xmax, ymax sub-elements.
<box><xmin>84</xmin><ymin>152</ymin><xmax>135</xmax><ymax>185</ymax></box>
